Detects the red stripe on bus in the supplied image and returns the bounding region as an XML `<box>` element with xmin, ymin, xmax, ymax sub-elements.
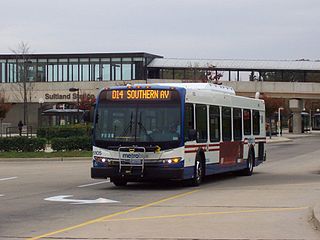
<box><xmin>209</xmin><ymin>143</ymin><xmax>220</xmax><ymax>147</ymax></box>
<box><xmin>208</xmin><ymin>149</ymin><xmax>220</xmax><ymax>152</ymax></box>
<box><xmin>185</xmin><ymin>144</ymin><xmax>207</xmax><ymax>148</ymax></box>
<box><xmin>185</xmin><ymin>150</ymin><xmax>197</xmax><ymax>153</ymax></box>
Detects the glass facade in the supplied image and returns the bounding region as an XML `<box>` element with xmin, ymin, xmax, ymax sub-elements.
<box><xmin>148</xmin><ymin>68</ymin><xmax>320</xmax><ymax>82</ymax></box>
<box><xmin>2</xmin><ymin>53</ymin><xmax>318</xmax><ymax>83</ymax></box>
<box><xmin>0</xmin><ymin>53</ymin><xmax>156</xmax><ymax>83</ymax></box>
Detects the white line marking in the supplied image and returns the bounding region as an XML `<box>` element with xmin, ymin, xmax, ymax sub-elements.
<box><xmin>77</xmin><ymin>180</ymin><xmax>110</xmax><ymax>188</ymax></box>
<box><xmin>0</xmin><ymin>177</ymin><xmax>18</xmax><ymax>181</ymax></box>
<box><xmin>0</xmin><ymin>194</ymin><xmax>4</xmax><ymax>197</ymax></box>
<box><xmin>44</xmin><ymin>195</ymin><xmax>118</xmax><ymax>204</ymax></box>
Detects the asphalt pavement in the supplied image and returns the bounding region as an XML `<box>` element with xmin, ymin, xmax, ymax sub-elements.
<box><xmin>0</xmin><ymin>131</ymin><xmax>320</xmax><ymax>238</ymax></box>
<box><xmin>268</xmin><ymin>130</ymin><xmax>320</xmax><ymax>231</ymax></box>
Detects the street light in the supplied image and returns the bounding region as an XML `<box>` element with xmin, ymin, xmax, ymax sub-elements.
<box><xmin>278</xmin><ymin>107</ymin><xmax>284</xmax><ymax>137</ymax></box>
<box><xmin>69</xmin><ymin>87</ymin><xmax>80</xmax><ymax>123</ymax></box>
<box><xmin>38</xmin><ymin>98</ymin><xmax>44</xmax><ymax>127</ymax></box>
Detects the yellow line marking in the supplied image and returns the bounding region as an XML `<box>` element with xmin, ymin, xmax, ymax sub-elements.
<box><xmin>27</xmin><ymin>189</ymin><xmax>199</xmax><ymax>240</ymax></box>
<box><xmin>102</xmin><ymin>206</ymin><xmax>309</xmax><ymax>222</ymax></box>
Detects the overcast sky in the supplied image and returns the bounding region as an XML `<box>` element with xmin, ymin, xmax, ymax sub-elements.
<box><xmin>1</xmin><ymin>0</ymin><xmax>319</xmax><ymax>60</ymax></box>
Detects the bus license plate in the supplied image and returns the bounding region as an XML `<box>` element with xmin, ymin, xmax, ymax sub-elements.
<box><xmin>130</xmin><ymin>159</ymin><xmax>142</xmax><ymax>165</ymax></box>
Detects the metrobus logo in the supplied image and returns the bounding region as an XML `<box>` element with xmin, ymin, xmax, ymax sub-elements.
<box><xmin>122</xmin><ymin>153</ymin><xmax>142</xmax><ymax>159</ymax></box>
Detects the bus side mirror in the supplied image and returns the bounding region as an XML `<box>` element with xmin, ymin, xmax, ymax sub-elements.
<box><xmin>187</xmin><ymin>129</ymin><xmax>197</xmax><ymax>141</ymax></box>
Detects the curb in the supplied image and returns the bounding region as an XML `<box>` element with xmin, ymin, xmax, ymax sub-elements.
<box><xmin>0</xmin><ymin>157</ymin><xmax>91</xmax><ymax>162</ymax></box>
<box><xmin>312</xmin><ymin>204</ymin><xmax>320</xmax><ymax>230</ymax></box>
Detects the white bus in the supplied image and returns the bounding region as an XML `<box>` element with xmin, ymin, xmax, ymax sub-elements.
<box><xmin>91</xmin><ymin>83</ymin><xmax>266</xmax><ymax>186</ymax></box>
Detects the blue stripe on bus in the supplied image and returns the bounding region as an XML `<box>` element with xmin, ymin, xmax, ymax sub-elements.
<box><xmin>183</xmin><ymin>162</ymin><xmax>248</xmax><ymax>179</ymax></box>
<box><xmin>183</xmin><ymin>158</ymin><xmax>265</xmax><ymax>180</ymax></box>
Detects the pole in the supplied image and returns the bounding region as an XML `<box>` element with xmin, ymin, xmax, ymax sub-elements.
<box><xmin>77</xmin><ymin>89</ymin><xmax>79</xmax><ymax>123</ymax></box>
<box><xmin>277</xmin><ymin>107</ymin><xmax>284</xmax><ymax>137</ymax></box>
<box><xmin>310</xmin><ymin>109</ymin><xmax>312</xmax><ymax>132</ymax></box>
<box><xmin>0</xmin><ymin>118</ymin><xmax>2</xmax><ymax>138</ymax></box>
<box><xmin>278</xmin><ymin>108</ymin><xmax>282</xmax><ymax>137</ymax></box>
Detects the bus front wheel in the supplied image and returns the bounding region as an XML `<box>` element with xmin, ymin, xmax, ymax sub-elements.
<box><xmin>111</xmin><ymin>177</ymin><xmax>127</xmax><ymax>187</ymax></box>
<box><xmin>189</xmin><ymin>155</ymin><xmax>204</xmax><ymax>186</ymax></box>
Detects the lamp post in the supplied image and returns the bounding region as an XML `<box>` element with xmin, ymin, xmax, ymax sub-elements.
<box><xmin>69</xmin><ymin>87</ymin><xmax>80</xmax><ymax>123</ymax></box>
<box><xmin>38</xmin><ymin>98</ymin><xmax>44</xmax><ymax>127</ymax></box>
<box><xmin>278</xmin><ymin>107</ymin><xmax>284</xmax><ymax>137</ymax></box>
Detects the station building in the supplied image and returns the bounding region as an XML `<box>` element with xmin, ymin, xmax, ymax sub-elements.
<box><xmin>1</xmin><ymin>52</ymin><xmax>320</xmax><ymax>134</ymax></box>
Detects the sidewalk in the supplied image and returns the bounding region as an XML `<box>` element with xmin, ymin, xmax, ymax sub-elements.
<box><xmin>313</xmin><ymin>204</ymin><xmax>320</xmax><ymax>231</ymax></box>
<box><xmin>0</xmin><ymin>157</ymin><xmax>91</xmax><ymax>162</ymax></box>
<box><xmin>266</xmin><ymin>130</ymin><xmax>320</xmax><ymax>144</ymax></box>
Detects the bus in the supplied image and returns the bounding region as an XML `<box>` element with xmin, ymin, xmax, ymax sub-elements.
<box><xmin>312</xmin><ymin>112</ymin><xmax>320</xmax><ymax>130</ymax></box>
<box><xmin>288</xmin><ymin>112</ymin><xmax>310</xmax><ymax>133</ymax></box>
<box><xmin>91</xmin><ymin>83</ymin><xmax>266</xmax><ymax>186</ymax></box>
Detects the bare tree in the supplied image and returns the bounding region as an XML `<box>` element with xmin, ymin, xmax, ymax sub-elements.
<box><xmin>10</xmin><ymin>42</ymin><xmax>35</xmax><ymax>125</ymax></box>
<box><xmin>0</xmin><ymin>91</ymin><xmax>12</xmax><ymax>137</ymax></box>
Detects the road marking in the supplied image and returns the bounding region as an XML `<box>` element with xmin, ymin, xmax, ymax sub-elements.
<box><xmin>0</xmin><ymin>177</ymin><xmax>17</xmax><ymax>181</ymax></box>
<box><xmin>44</xmin><ymin>195</ymin><xmax>118</xmax><ymax>204</ymax></box>
<box><xmin>28</xmin><ymin>189</ymin><xmax>199</xmax><ymax>240</ymax></box>
<box><xmin>0</xmin><ymin>194</ymin><xmax>4</xmax><ymax>197</ymax></box>
<box><xmin>77</xmin><ymin>180</ymin><xmax>110</xmax><ymax>188</ymax></box>
<box><xmin>102</xmin><ymin>206</ymin><xmax>309</xmax><ymax>222</ymax></box>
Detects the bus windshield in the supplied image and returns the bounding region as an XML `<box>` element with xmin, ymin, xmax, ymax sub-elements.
<box><xmin>94</xmin><ymin>99</ymin><xmax>181</xmax><ymax>149</ymax></box>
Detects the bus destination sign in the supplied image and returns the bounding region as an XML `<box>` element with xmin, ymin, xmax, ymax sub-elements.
<box><xmin>109</xmin><ymin>89</ymin><xmax>173</xmax><ymax>101</ymax></box>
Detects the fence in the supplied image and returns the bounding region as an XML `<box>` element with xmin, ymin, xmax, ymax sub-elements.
<box><xmin>4</xmin><ymin>126</ymin><xmax>33</xmax><ymax>137</ymax></box>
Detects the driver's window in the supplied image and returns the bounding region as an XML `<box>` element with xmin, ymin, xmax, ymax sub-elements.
<box><xmin>184</xmin><ymin>103</ymin><xmax>194</xmax><ymax>141</ymax></box>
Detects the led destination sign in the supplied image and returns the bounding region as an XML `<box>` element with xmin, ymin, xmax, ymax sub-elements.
<box><xmin>109</xmin><ymin>89</ymin><xmax>173</xmax><ymax>101</ymax></box>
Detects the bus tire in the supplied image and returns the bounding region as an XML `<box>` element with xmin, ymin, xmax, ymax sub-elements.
<box><xmin>111</xmin><ymin>177</ymin><xmax>127</xmax><ymax>187</ymax></box>
<box><xmin>241</xmin><ymin>150</ymin><xmax>254</xmax><ymax>176</ymax></box>
<box><xmin>189</xmin><ymin>154</ymin><xmax>204</xmax><ymax>186</ymax></box>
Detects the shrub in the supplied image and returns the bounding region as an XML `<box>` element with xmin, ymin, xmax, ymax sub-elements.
<box><xmin>37</xmin><ymin>124</ymin><xmax>92</xmax><ymax>140</ymax></box>
<box><xmin>0</xmin><ymin>137</ymin><xmax>46</xmax><ymax>152</ymax></box>
<box><xmin>51</xmin><ymin>136</ymin><xmax>92</xmax><ymax>151</ymax></box>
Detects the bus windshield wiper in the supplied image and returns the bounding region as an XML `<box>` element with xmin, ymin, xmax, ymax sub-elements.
<box><xmin>121</xmin><ymin>112</ymin><xmax>134</xmax><ymax>137</ymax></box>
<box><xmin>137</xmin><ymin>113</ymin><xmax>154</xmax><ymax>141</ymax></box>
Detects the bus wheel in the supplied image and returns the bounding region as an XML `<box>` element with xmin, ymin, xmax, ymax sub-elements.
<box><xmin>190</xmin><ymin>156</ymin><xmax>203</xmax><ymax>186</ymax></box>
<box><xmin>111</xmin><ymin>177</ymin><xmax>127</xmax><ymax>187</ymax></box>
<box><xmin>241</xmin><ymin>150</ymin><xmax>254</xmax><ymax>176</ymax></box>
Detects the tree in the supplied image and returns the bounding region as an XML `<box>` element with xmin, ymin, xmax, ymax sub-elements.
<box><xmin>261</xmin><ymin>94</ymin><xmax>287</xmax><ymax>138</ymax></box>
<box><xmin>10</xmin><ymin>42</ymin><xmax>34</xmax><ymax>125</ymax></box>
<box><xmin>0</xmin><ymin>91</ymin><xmax>12</xmax><ymax>137</ymax></box>
<box><xmin>79</xmin><ymin>93</ymin><xmax>96</xmax><ymax>111</ymax></box>
<box><xmin>261</xmin><ymin>94</ymin><xmax>285</xmax><ymax>119</ymax></box>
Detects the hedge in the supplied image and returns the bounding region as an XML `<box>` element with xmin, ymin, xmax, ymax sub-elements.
<box><xmin>51</xmin><ymin>136</ymin><xmax>92</xmax><ymax>151</ymax></box>
<box><xmin>0</xmin><ymin>137</ymin><xmax>46</xmax><ymax>152</ymax></box>
<box><xmin>37</xmin><ymin>124</ymin><xmax>92</xmax><ymax>140</ymax></box>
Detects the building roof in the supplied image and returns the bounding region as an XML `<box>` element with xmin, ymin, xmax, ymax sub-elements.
<box><xmin>0</xmin><ymin>52</ymin><xmax>162</xmax><ymax>59</ymax></box>
<box><xmin>148</xmin><ymin>58</ymin><xmax>320</xmax><ymax>71</ymax></box>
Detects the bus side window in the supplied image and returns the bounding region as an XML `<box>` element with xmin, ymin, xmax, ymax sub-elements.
<box><xmin>243</xmin><ymin>109</ymin><xmax>252</xmax><ymax>135</ymax></box>
<box><xmin>253</xmin><ymin>110</ymin><xmax>260</xmax><ymax>135</ymax></box>
<box><xmin>196</xmin><ymin>104</ymin><xmax>208</xmax><ymax>143</ymax></box>
<box><xmin>184</xmin><ymin>103</ymin><xmax>194</xmax><ymax>141</ymax></box>
<box><xmin>233</xmin><ymin>108</ymin><xmax>242</xmax><ymax>141</ymax></box>
<box><xmin>222</xmin><ymin>107</ymin><xmax>231</xmax><ymax>141</ymax></box>
<box><xmin>209</xmin><ymin>105</ymin><xmax>220</xmax><ymax>142</ymax></box>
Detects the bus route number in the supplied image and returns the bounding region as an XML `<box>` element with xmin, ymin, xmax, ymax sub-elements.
<box><xmin>112</xmin><ymin>90</ymin><xmax>124</xmax><ymax>99</ymax></box>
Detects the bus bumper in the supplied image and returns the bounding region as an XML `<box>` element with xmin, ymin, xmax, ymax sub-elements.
<box><xmin>91</xmin><ymin>167</ymin><xmax>184</xmax><ymax>181</ymax></box>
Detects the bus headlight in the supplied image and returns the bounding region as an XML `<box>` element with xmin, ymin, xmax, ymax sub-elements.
<box><xmin>94</xmin><ymin>156</ymin><xmax>108</xmax><ymax>163</ymax></box>
<box><xmin>163</xmin><ymin>157</ymin><xmax>182</xmax><ymax>164</ymax></box>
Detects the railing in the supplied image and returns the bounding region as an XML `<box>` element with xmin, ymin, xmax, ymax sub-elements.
<box><xmin>5</xmin><ymin>126</ymin><xmax>33</xmax><ymax>138</ymax></box>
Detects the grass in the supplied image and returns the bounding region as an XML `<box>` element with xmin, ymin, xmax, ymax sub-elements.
<box><xmin>0</xmin><ymin>151</ymin><xmax>92</xmax><ymax>158</ymax></box>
